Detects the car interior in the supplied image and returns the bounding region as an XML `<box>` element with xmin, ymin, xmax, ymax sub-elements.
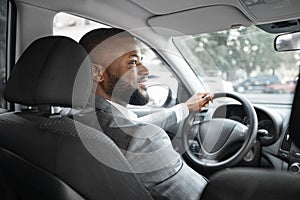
<box><xmin>1</xmin><ymin>0</ymin><xmax>300</xmax><ymax>199</ymax></box>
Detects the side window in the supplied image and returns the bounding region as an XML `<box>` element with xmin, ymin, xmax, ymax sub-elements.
<box><xmin>53</xmin><ymin>12</ymin><xmax>110</xmax><ymax>41</ymax></box>
<box><xmin>137</xmin><ymin>43</ymin><xmax>178</xmax><ymax>107</ymax></box>
<box><xmin>0</xmin><ymin>0</ymin><xmax>8</xmax><ymax>110</ymax></box>
<box><xmin>53</xmin><ymin>12</ymin><xmax>178</xmax><ymax>108</ymax></box>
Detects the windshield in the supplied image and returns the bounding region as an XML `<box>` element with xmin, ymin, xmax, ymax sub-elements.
<box><xmin>173</xmin><ymin>26</ymin><xmax>300</xmax><ymax>105</ymax></box>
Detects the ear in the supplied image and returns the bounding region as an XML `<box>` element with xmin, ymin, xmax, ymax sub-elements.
<box><xmin>92</xmin><ymin>63</ymin><xmax>105</xmax><ymax>83</ymax></box>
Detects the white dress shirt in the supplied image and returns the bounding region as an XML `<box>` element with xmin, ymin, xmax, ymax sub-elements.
<box><xmin>109</xmin><ymin>101</ymin><xmax>189</xmax><ymax>129</ymax></box>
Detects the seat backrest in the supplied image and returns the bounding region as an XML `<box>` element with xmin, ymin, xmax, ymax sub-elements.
<box><xmin>0</xmin><ymin>36</ymin><xmax>153</xmax><ymax>200</ymax></box>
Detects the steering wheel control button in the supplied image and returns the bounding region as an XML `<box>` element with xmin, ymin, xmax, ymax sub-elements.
<box><xmin>279</xmin><ymin>151</ymin><xmax>289</xmax><ymax>159</ymax></box>
<box><xmin>190</xmin><ymin>141</ymin><xmax>200</xmax><ymax>155</ymax></box>
<box><xmin>293</xmin><ymin>150</ymin><xmax>300</xmax><ymax>158</ymax></box>
<box><xmin>289</xmin><ymin>163</ymin><xmax>300</xmax><ymax>174</ymax></box>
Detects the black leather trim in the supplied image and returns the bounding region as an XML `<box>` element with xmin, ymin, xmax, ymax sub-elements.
<box><xmin>201</xmin><ymin>168</ymin><xmax>300</xmax><ymax>200</ymax></box>
<box><xmin>290</xmin><ymin>72</ymin><xmax>300</xmax><ymax>147</ymax></box>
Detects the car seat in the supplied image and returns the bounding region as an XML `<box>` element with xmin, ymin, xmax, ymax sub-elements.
<box><xmin>0</xmin><ymin>36</ymin><xmax>153</xmax><ymax>200</ymax></box>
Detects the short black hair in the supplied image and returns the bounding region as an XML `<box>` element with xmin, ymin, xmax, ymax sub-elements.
<box><xmin>79</xmin><ymin>28</ymin><xmax>133</xmax><ymax>54</ymax></box>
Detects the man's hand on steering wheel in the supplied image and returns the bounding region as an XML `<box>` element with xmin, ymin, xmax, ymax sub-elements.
<box><xmin>185</xmin><ymin>93</ymin><xmax>214</xmax><ymax>112</ymax></box>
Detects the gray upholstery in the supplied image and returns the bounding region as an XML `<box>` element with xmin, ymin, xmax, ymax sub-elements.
<box><xmin>0</xmin><ymin>36</ymin><xmax>153</xmax><ymax>200</ymax></box>
<box><xmin>0</xmin><ymin>112</ymin><xmax>152</xmax><ymax>200</ymax></box>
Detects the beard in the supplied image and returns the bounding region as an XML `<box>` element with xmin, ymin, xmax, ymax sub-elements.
<box><xmin>104</xmin><ymin>72</ymin><xmax>149</xmax><ymax>105</ymax></box>
<box><xmin>129</xmin><ymin>88</ymin><xmax>149</xmax><ymax>106</ymax></box>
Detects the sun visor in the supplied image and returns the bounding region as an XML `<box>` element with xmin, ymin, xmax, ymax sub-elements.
<box><xmin>148</xmin><ymin>5</ymin><xmax>253</xmax><ymax>36</ymax></box>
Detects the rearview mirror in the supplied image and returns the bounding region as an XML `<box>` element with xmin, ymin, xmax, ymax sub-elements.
<box><xmin>275</xmin><ymin>32</ymin><xmax>300</xmax><ymax>52</ymax></box>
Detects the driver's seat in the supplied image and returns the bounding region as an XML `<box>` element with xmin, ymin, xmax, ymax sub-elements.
<box><xmin>0</xmin><ymin>36</ymin><xmax>152</xmax><ymax>200</ymax></box>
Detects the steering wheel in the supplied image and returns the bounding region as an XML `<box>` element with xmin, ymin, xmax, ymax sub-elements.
<box><xmin>182</xmin><ymin>92</ymin><xmax>258</xmax><ymax>169</ymax></box>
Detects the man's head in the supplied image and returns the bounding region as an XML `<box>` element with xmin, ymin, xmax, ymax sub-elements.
<box><xmin>79</xmin><ymin>28</ymin><xmax>149</xmax><ymax>105</ymax></box>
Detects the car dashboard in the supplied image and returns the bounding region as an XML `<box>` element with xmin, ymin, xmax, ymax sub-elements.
<box><xmin>212</xmin><ymin>104</ymin><xmax>282</xmax><ymax>146</ymax></box>
<box><xmin>206</xmin><ymin>103</ymin><xmax>300</xmax><ymax>174</ymax></box>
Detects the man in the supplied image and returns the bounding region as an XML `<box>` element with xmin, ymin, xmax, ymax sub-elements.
<box><xmin>78</xmin><ymin>28</ymin><xmax>212</xmax><ymax>200</ymax></box>
<box><xmin>79</xmin><ymin>28</ymin><xmax>213</xmax><ymax>129</ymax></box>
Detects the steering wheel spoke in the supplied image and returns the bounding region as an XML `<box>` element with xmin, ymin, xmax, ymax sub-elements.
<box><xmin>197</xmin><ymin>146</ymin><xmax>221</xmax><ymax>161</ymax></box>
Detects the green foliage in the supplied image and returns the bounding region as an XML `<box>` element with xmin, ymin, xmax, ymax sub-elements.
<box><xmin>175</xmin><ymin>26</ymin><xmax>300</xmax><ymax>82</ymax></box>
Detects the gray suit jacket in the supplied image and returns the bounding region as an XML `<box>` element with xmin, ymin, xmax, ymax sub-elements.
<box><xmin>133</xmin><ymin>104</ymin><xmax>186</xmax><ymax>131</ymax></box>
<box><xmin>78</xmin><ymin>95</ymin><xmax>207</xmax><ymax>200</ymax></box>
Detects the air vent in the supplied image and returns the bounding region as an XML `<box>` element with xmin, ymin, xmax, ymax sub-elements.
<box><xmin>281</xmin><ymin>127</ymin><xmax>292</xmax><ymax>151</ymax></box>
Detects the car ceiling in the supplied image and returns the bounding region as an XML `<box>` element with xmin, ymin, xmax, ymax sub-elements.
<box><xmin>15</xmin><ymin>0</ymin><xmax>300</xmax><ymax>35</ymax></box>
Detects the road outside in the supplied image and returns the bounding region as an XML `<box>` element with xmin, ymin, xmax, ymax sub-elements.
<box><xmin>244</xmin><ymin>93</ymin><xmax>294</xmax><ymax>105</ymax></box>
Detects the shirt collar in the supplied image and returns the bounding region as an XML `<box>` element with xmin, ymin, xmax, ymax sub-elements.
<box><xmin>84</xmin><ymin>94</ymin><xmax>139</xmax><ymax>123</ymax></box>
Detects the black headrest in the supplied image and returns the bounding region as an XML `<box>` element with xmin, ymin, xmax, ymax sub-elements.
<box><xmin>4</xmin><ymin>36</ymin><xmax>92</xmax><ymax>108</ymax></box>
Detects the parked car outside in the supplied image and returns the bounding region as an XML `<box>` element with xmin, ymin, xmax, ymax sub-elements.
<box><xmin>264</xmin><ymin>79</ymin><xmax>297</xmax><ymax>93</ymax></box>
<box><xmin>234</xmin><ymin>75</ymin><xmax>281</xmax><ymax>93</ymax></box>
